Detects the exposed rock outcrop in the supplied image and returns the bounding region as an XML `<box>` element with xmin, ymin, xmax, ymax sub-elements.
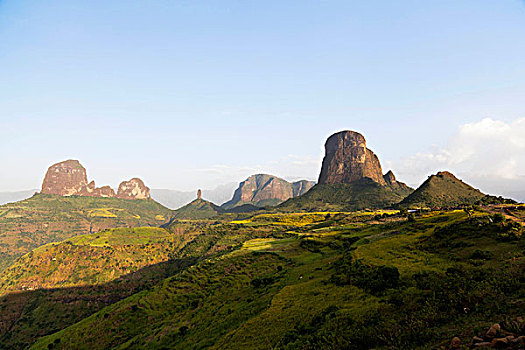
<box><xmin>222</xmin><ymin>174</ymin><xmax>315</xmax><ymax>209</ymax></box>
<box><xmin>41</xmin><ymin>160</ymin><xmax>150</xmax><ymax>200</ymax></box>
<box><xmin>116</xmin><ymin>178</ymin><xmax>150</xmax><ymax>200</ymax></box>
<box><xmin>318</xmin><ymin>131</ymin><xmax>386</xmax><ymax>185</ymax></box>
<box><xmin>41</xmin><ymin>160</ymin><xmax>89</xmax><ymax>196</ymax></box>
<box><xmin>383</xmin><ymin>170</ymin><xmax>412</xmax><ymax>192</ymax></box>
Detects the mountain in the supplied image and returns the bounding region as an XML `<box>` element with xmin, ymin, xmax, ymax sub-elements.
<box><xmin>398</xmin><ymin>171</ymin><xmax>488</xmax><ymax>208</ymax></box>
<box><xmin>222</xmin><ymin>174</ymin><xmax>315</xmax><ymax>209</ymax></box>
<box><xmin>41</xmin><ymin>159</ymin><xmax>150</xmax><ymax>199</ymax></box>
<box><xmin>0</xmin><ymin>190</ymin><xmax>36</xmax><ymax>205</ymax></box>
<box><xmin>151</xmin><ymin>183</ymin><xmax>237</xmax><ymax>209</ymax></box>
<box><xmin>279</xmin><ymin>131</ymin><xmax>413</xmax><ymax>211</ymax></box>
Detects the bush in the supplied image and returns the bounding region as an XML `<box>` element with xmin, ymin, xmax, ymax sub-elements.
<box><xmin>492</xmin><ymin>213</ymin><xmax>505</xmax><ymax>223</ymax></box>
<box><xmin>331</xmin><ymin>258</ymin><xmax>400</xmax><ymax>295</ymax></box>
<box><xmin>468</xmin><ymin>249</ymin><xmax>493</xmax><ymax>260</ymax></box>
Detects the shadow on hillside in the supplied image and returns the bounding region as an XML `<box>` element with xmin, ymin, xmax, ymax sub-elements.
<box><xmin>0</xmin><ymin>256</ymin><xmax>197</xmax><ymax>350</ymax></box>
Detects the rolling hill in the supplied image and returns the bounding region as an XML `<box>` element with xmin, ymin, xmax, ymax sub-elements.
<box><xmin>0</xmin><ymin>193</ymin><xmax>173</xmax><ymax>271</ymax></box>
<box><xmin>399</xmin><ymin>171</ymin><xmax>488</xmax><ymax>208</ymax></box>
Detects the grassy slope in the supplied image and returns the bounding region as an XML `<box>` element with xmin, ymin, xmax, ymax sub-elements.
<box><xmin>0</xmin><ymin>227</ymin><xmax>192</xmax><ymax>294</ymax></box>
<box><xmin>30</xmin><ymin>209</ymin><xmax>523</xmax><ymax>349</ymax></box>
<box><xmin>0</xmin><ymin>225</ymin><xmax>202</xmax><ymax>349</ymax></box>
<box><xmin>0</xmin><ymin>194</ymin><xmax>172</xmax><ymax>271</ymax></box>
<box><xmin>278</xmin><ymin>179</ymin><xmax>413</xmax><ymax>212</ymax></box>
<box><xmin>399</xmin><ymin>173</ymin><xmax>486</xmax><ymax>208</ymax></box>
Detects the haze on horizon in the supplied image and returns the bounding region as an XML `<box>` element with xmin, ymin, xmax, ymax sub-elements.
<box><xmin>1</xmin><ymin>1</ymin><xmax>525</xmax><ymax>201</ymax></box>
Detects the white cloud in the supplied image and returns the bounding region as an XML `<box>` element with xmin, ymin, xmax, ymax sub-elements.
<box><xmin>392</xmin><ymin>117</ymin><xmax>525</xmax><ymax>201</ymax></box>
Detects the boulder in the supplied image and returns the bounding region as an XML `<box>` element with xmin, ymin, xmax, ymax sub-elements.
<box><xmin>486</xmin><ymin>323</ymin><xmax>501</xmax><ymax>338</ymax></box>
<box><xmin>490</xmin><ymin>337</ymin><xmax>508</xmax><ymax>348</ymax></box>
<box><xmin>449</xmin><ymin>336</ymin><xmax>461</xmax><ymax>349</ymax></box>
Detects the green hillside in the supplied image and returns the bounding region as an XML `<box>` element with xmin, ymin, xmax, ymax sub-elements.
<box><xmin>0</xmin><ymin>194</ymin><xmax>172</xmax><ymax>271</ymax></box>
<box><xmin>278</xmin><ymin>179</ymin><xmax>413</xmax><ymax>212</ymax></box>
<box><xmin>0</xmin><ymin>225</ymin><xmax>202</xmax><ymax>349</ymax></box>
<box><xmin>27</xmin><ymin>208</ymin><xmax>523</xmax><ymax>349</ymax></box>
<box><xmin>399</xmin><ymin>171</ymin><xmax>487</xmax><ymax>208</ymax></box>
<box><xmin>0</xmin><ymin>211</ymin><xmax>306</xmax><ymax>349</ymax></box>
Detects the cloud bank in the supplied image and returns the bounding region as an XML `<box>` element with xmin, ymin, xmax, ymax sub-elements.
<box><xmin>392</xmin><ymin>118</ymin><xmax>525</xmax><ymax>201</ymax></box>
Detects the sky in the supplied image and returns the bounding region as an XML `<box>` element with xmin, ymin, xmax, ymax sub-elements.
<box><xmin>1</xmin><ymin>1</ymin><xmax>525</xmax><ymax>200</ymax></box>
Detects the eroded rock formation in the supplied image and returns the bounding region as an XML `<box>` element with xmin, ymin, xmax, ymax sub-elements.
<box><xmin>318</xmin><ymin>131</ymin><xmax>386</xmax><ymax>185</ymax></box>
<box><xmin>116</xmin><ymin>178</ymin><xmax>150</xmax><ymax>200</ymax></box>
<box><xmin>41</xmin><ymin>160</ymin><xmax>89</xmax><ymax>196</ymax></box>
<box><xmin>223</xmin><ymin>174</ymin><xmax>315</xmax><ymax>209</ymax></box>
<box><xmin>41</xmin><ymin>160</ymin><xmax>150</xmax><ymax>200</ymax></box>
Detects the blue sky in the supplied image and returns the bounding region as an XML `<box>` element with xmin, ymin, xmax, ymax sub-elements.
<box><xmin>1</xmin><ymin>1</ymin><xmax>525</xmax><ymax>199</ymax></box>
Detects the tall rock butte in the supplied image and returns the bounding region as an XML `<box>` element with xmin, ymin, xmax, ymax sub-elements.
<box><xmin>318</xmin><ymin>130</ymin><xmax>402</xmax><ymax>187</ymax></box>
<box><xmin>41</xmin><ymin>160</ymin><xmax>150</xmax><ymax>199</ymax></box>
<box><xmin>41</xmin><ymin>160</ymin><xmax>89</xmax><ymax>196</ymax></box>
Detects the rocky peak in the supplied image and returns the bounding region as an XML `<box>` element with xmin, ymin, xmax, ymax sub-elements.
<box><xmin>41</xmin><ymin>160</ymin><xmax>89</xmax><ymax>196</ymax></box>
<box><xmin>41</xmin><ymin>160</ymin><xmax>150</xmax><ymax>200</ymax></box>
<box><xmin>383</xmin><ymin>170</ymin><xmax>397</xmax><ymax>185</ymax></box>
<box><xmin>222</xmin><ymin>174</ymin><xmax>315</xmax><ymax>209</ymax></box>
<box><xmin>436</xmin><ymin>171</ymin><xmax>456</xmax><ymax>179</ymax></box>
<box><xmin>197</xmin><ymin>189</ymin><xmax>202</xmax><ymax>200</ymax></box>
<box><xmin>116</xmin><ymin>178</ymin><xmax>150</xmax><ymax>200</ymax></box>
<box><xmin>318</xmin><ymin>131</ymin><xmax>386</xmax><ymax>185</ymax></box>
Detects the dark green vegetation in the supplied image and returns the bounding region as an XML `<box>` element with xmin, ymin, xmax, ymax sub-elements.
<box><xmin>278</xmin><ymin>178</ymin><xmax>413</xmax><ymax>212</ymax></box>
<box><xmin>7</xmin><ymin>207</ymin><xmax>517</xmax><ymax>349</ymax></box>
<box><xmin>0</xmin><ymin>193</ymin><xmax>172</xmax><ymax>272</ymax></box>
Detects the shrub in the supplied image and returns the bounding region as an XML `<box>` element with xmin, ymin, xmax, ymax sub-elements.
<box><xmin>492</xmin><ymin>213</ymin><xmax>505</xmax><ymax>223</ymax></box>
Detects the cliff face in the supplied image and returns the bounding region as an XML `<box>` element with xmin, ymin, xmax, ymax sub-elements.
<box><xmin>41</xmin><ymin>160</ymin><xmax>89</xmax><ymax>196</ymax></box>
<box><xmin>116</xmin><ymin>178</ymin><xmax>150</xmax><ymax>200</ymax></box>
<box><xmin>318</xmin><ymin>131</ymin><xmax>386</xmax><ymax>185</ymax></box>
<box><xmin>222</xmin><ymin>174</ymin><xmax>314</xmax><ymax>209</ymax></box>
<box><xmin>40</xmin><ymin>160</ymin><xmax>150</xmax><ymax>200</ymax></box>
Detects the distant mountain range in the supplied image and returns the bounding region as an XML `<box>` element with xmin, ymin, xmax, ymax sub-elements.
<box><xmin>0</xmin><ymin>190</ymin><xmax>37</xmax><ymax>205</ymax></box>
